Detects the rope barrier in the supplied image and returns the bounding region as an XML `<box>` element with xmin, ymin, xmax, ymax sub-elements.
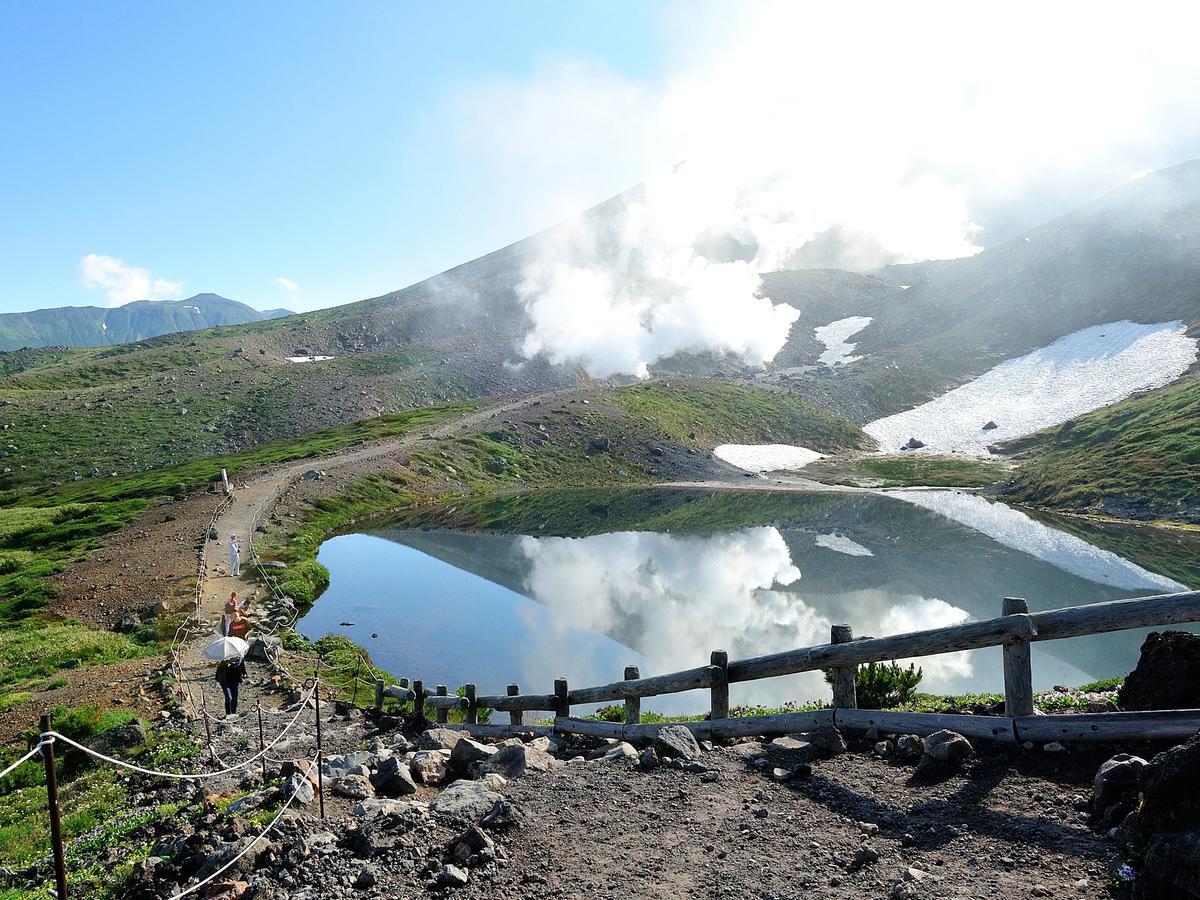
<box><xmin>163</xmin><ymin>751</ymin><xmax>318</xmax><ymax>900</ymax></box>
<box><xmin>0</xmin><ymin>741</ymin><xmax>48</xmax><ymax>782</ymax></box>
<box><xmin>39</xmin><ymin>681</ymin><xmax>316</xmax><ymax>781</ymax></box>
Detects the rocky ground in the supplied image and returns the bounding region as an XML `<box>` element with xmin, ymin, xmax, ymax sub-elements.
<box><xmin>105</xmin><ymin>712</ymin><xmax>1200</xmax><ymax>900</ymax></box>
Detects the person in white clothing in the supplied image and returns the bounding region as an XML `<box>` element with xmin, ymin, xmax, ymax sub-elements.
<box><xmin>228</xmin><ymin>535</ymin><xmax>240</xmax><ymax>577</ymax></box>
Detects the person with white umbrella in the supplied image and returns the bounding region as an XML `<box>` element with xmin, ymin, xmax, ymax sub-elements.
<box><xmin>206</xmin><ymin>635</ymin><xmax>249</xmax><ymax>716</ymax></box>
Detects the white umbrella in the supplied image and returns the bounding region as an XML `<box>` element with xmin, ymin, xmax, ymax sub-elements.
<box><xmin>204</xmin><ymin>636</ymin><xmax>249</xmax><ymax>662</ymax></box>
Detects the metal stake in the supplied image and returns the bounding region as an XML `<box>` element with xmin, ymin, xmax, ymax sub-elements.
<box><xmin>256</xmin><ymin>701</ymin><xmax>267</xmax><ymax>783</ymax></box>
<box><xmin>314</xmin><ymin>664</ymin><xmax>325</xmax><ymax>819</ymax></box>
<box><xmin>41</xmin><ymin>715</ymin><xmax>69</xmax><ymax>900</ymax></box>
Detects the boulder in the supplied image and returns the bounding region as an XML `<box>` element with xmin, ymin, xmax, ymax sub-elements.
<box><xmin>903</xmin><ymin>437</ymin><xmax>925</xmax><ymax>450</ymax></box>
<box><xmin>450</xmin><ymin>737</ymin><xmax>496</xmax><ymax>773</ymax></box>
<box><xmin>639</xmin><ymin>748</ymin><xmax>660</xmax><ymax>770</ymax></box>
<box><xmin>352</xmin><ymin>798</ymin><xmax>426</xmax><ymax>818</ymax></box>
<box><xmin>437</xmin><ymin>864</ymin><xmax>470</xmax><ymax>888</ymax></box>
<box><xmin>478</xmin><ymin>773</ymin><xmax>507</xmax><ymax>790</ymax></box>
<box><xmin>982</xmin><ymin>421</ymin><xmax>998</xmax><ymax>430</ymax></box>
<box><xmin>1091</xmin><ymin>753</ymin><xmax>1147</xmax><ymax>829</ymax></box>
<box><xmin>600</xmin><ymin>742</ymin><xmax>638</xmax><ymax>762</ymax></box>
<box><xmin>418</xmin><ymin>728</ymin><xmax>466</xmax><ymax>752</ymax></box>
<box><xmin>115</xmin><ymin>614</ymin><xmax>142</xmax><ymax>634</ymax></box>
<box><xmin>246</xmin><ymin>635</ymin><xmax>282</xmax><ymax>663</ymax></box>
<box><xmin>410</xmin><ymin>750</ymin><xmax>449</xmax><ymax>785</ymax></box>
<box><xmin>919</xmin><ymin>730</ymin><xmax>972</xmax><ymax>771</ymax></box>
<box><xmin>332</xmin><ymin>775</ymin><xmax>373</xmax><ymax>801</ymax></box>
<box><xmin>894</xmin><ymin>734</ymin><xmax>923</xmax><ymax>762</ymax></box>
<box><xmin>476</xmin><ymin>744</ymin><xmax>558</xmax><ymax>780</ymax></box>
<box><xmin>1118</xmin><ymin>631</ymin><xmax>1200</xmax><ymax>710</ymax></box>
<box><xmin>1137</xmin><ymin>730</ymin><xmax>1200</xmax><ymax>833</ymax></box>
<box><xmin>372</xmin><ymin>756</ymin><xmax>417</xmax><ymax>797</ymax></box>
<box><xmin>430</xmin><ymin>781</ymin><xmax>502</xmax><ymax>824</ymax></box>
<box><xmin>1137</xmin><ymin>830</ymin><xmax>1200</xmax><ymax>900</ymax></box>
<box><xmin>653</xmin><ymin>725</ymin><xmax>701</xmax><ymax>760</ymax></box>
<box><xmin>88</xmin><ymin>721</ymin><xmax>148</xmax><ymax>756</ymax></box>
<box><xmin>806</xmin><ymin>725</ymin><xmax>847</xmax><ymax>756</ymax></box>
<box><xmin>587</xmin><ymin>435</ymin><xmax>611</xmax><ymax>453</ymax></box>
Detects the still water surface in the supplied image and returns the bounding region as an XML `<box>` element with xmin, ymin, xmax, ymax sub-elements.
<box><xmin>298</xmin><ymin>489</ymin><xmax>1194</xmax><ymax>713</ymax></box>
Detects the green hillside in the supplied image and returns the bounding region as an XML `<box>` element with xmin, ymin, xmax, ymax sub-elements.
<box><xmin>1001</xmin><ymin>373</ymin><xmax>1200</xmax><ymax>522</ymax></box>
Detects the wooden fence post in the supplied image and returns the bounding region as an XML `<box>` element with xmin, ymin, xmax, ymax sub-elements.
<box><xmin>350</xmin><ymin>657</ymin><xmax>362</xmax><ymax>708</ymax></box>
<box><xmin>374</xmin><ymin>679</ymin><xmax>384</xmax><ymax>712</ymax></box>
<box><xmin>465</xmin><ymin>683</ymin><xmax>478</xmax><ymax>725</ymax></box>
<box><xmin>413</xmin><ymin>680</ymin><xmax>426</xmax><ymax>725</ymax></box>
<box><xmin>829</xmin><ymin>624</ymin><xmax>858</xmax><ymax>709</ymax></box>
<box><xmin>507</xmin><ymin>684</ymin><xmax>522</xmax><ymax>727</ymax></box>
<box><xmin>554</xmin><ymin>677</ymin><xmax>570</xmax><ymax>719</ymax></box>
<box><xmin>41</xmin><ymin>715</ymin><xmax>70</xmax><ymax>900</ymax></box>
<box><xmin>435</xmin><ymin>685</ymin><xmax>449</xmax><ymax>724</ymax></box>
<box><xmin>1002</xmin><ymin>597</ymin><xmax>1034</xmax><ymax>717</ymax></box>
<box><xmin>624</xmin><ymin>666</ymin><xmax>641</xmax><ymax>725</ymax></box>
<box><xmin>710</xmin><ymin>650</ymin><xmax>729</xmax><ymax>720</ymax></box>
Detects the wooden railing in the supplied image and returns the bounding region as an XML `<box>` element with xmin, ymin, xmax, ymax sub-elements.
<box><xmin>372</xmin><ymin>590</ymin><xmax>1200</xmax><ymax>744</ymax></box>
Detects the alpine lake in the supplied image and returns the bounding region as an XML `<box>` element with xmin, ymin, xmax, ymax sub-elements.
<box><xmin>298</xmin><ymin>487</ymin><xmax>1200</xmax><ymax>715</ymax></box>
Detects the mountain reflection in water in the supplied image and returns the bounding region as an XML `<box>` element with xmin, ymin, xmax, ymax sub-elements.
<box><xmin>298</xmin><ymin>490</ymin><xmax>1194</xmax><ymax>713</ymax></box>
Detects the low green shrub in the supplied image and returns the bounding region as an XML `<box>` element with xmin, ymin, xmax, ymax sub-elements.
<box><xmin>825</xmin><ymin>660</ymin><xmax>923</xmax><ymax>709</ymax></box>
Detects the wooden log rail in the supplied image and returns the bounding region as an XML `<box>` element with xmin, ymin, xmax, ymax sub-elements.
<box><xmin>390</xmin><ymin>590</ymin><xmax>1200</xmax><ymax>742</ymax></box>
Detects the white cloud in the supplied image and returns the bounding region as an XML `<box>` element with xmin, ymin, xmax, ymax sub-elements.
<box><xmin>79</xmin><ymin>254</ymin><xmax>183</xmax><ymax>307</ymax></box>
<box><xmin>274</xmin><ymin>276</ymin><xmax>299</xmax><ymax>294</ymax></box>
<box><xmin>454</xmin><ymin>0</ymin><xmax>1200</xmax><ymax>377</ymax></box>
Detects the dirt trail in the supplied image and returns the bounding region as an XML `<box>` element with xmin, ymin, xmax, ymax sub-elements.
<box><xmin>172</xmin><ymin>391</ymin><xmax>584</xmax><ymax>773</ymax></box>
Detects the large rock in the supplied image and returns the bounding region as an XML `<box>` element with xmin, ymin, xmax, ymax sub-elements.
<box><xmin>332</xmin><ymin>775</ymin><xmax>373</xmax><ymax>801</ymax></box>
<box><xmin>450</xmin><ymin>737</ymin><xmax>496</xmax><ymax>774</ymax></box>
<box><xmin>410</xmin><ymin>750</ymin><xmax>449</xmax><ymax>785</ymax></box>
<box><xmin>919</xmin><ymin>730</ymin><xmax>972</xmax><ymax>771</ymax></box>
<box><xmin>1092</xmin><ymin>753</ymin><xmax>1148</xmax><ymax>829</ymax></box>
<box><xmin>600</xmin><ymin>742</ymin><xmax>638</xmax><ymax>762</ymax></box>
<box><xmin>476</xmin><ymin>744</ymin><xmax>558</xmax><ymax>779</ymax></box>
<box><xmin>418</xmin><ymin>728</ymin><xmax>466</xmax><ymax>752</ymax></box>
<box><xmin>430</xmin><ymin>781</ymin><xmax>502</xmax><ymax>823</ymax></box>
<box><xmin>806</xmin><ymin>725</ymin><xmax>847</xmax><ymax>756</ymax></box>
<box><xmin>653</xmin><ymin>725</ymin><xmax>701</xmax><ymax>760</ymax></box>
<box><xmin>247</xmin><ymin>635</ymin><xmax>282</xmax><ymax>663</ymax></box>
<box><xmin>372</xmin><ymin>755</ymin><xmax>417</xmax><ymax>797</ymax></box>
<box><xmin>1137</xmin><ymin>730</ymin><xmax>1200</xmax><ymax>833</ymax></box>
<box><xmin>1137</xmin><ymin>830</ymin><xmax>1200</xmax><ymax>899</ymax></box>
<box><xmin>1119</xmin><ymin>631</ymin><xmax>1200</xmax><ymax>711</ymax></box>
<box><xmin>88</xmin><ymin>721</ymin><xmax>148</xmax><ymax>756</ymax></box>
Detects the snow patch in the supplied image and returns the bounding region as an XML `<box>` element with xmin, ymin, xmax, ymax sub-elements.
<box><xmin>889</xmin><ymin>490</ymin><xmax>1187</xmax><ymax>593</ymax></box>
<box><xmin>813</xmin><ymin>533</ymin><xmax>874</xmax><ymax>557</ymax></box>
<box><xmin>286</xmin><ymin>355</ymin><xmax>336</xmax><ymax>363</ymax></box>
<box><xmin>814</xmin><ymin>316</ymin><xmax>873</xmax><ymax>366</ymax></box>
<box><xmin>864</xmin><ymin>320</ymin><xmax>1197</xmax><ymax>454</ymax></box>
<box><xmin>714</xmin><ymin>443</ymin><xmax>824</xmax><ymax>472</ymax></box>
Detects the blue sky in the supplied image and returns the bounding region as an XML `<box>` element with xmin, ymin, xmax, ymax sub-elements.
<box><xmin>0</xmin><ymin>2</ymin><xmax>671</xmax><ymax>314</ymax></box>
<box><xmin>3</xmin><ymin>2</ymin><xmax>1199</xmax><ymax>320</ymax></box>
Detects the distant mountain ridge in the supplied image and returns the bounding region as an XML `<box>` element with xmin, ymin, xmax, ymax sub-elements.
<box><xmin>0</xmin><ymin>293</ymin><xmax>292</xmax><ymax>350</ymax></box>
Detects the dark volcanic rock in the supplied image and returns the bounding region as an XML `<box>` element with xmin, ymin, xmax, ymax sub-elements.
<box><xmin>1091</xmin><ymin>753</ymin><xmax>1147</xmax><ymax>830</ymax></box>
<box><xmin>1119</xmin><ymin>631</ymin><xmax>1200</xmax><ymax>710</ymax></box>
<box><xmin>1138</xmin><ymin>730</ymin><xmax>1200</xmax><ymax>833</ymax></box>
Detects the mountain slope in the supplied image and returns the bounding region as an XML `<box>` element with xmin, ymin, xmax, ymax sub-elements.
<box><xmin>0</xmin><ymin>293</ymin><xmax>291</xmax><ymax>350</ymax></box>
<box><xmin>997</xmin><ymin>372</ymin><xmax>1200</xmax><ymax>522</ymax></box>
<box><xmin>801</xmin><ymin>161</ymin><xmax>1200</xmax><ymax>421</ymax></box>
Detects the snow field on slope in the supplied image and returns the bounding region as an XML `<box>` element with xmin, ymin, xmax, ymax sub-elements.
<box><xmin>814</xmin><ymin>316</ymin><xmax>873</xmax><ymax>366</ymax></box>
<box><xmin>864</xmin><ymin>320</ymin><xmax>1197</xmax><ymax>454</ymax></box>
<box><xmin>713</xmin><ymin>443</ymin><xmax>824</xmax><ymax>472</ymax></box>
